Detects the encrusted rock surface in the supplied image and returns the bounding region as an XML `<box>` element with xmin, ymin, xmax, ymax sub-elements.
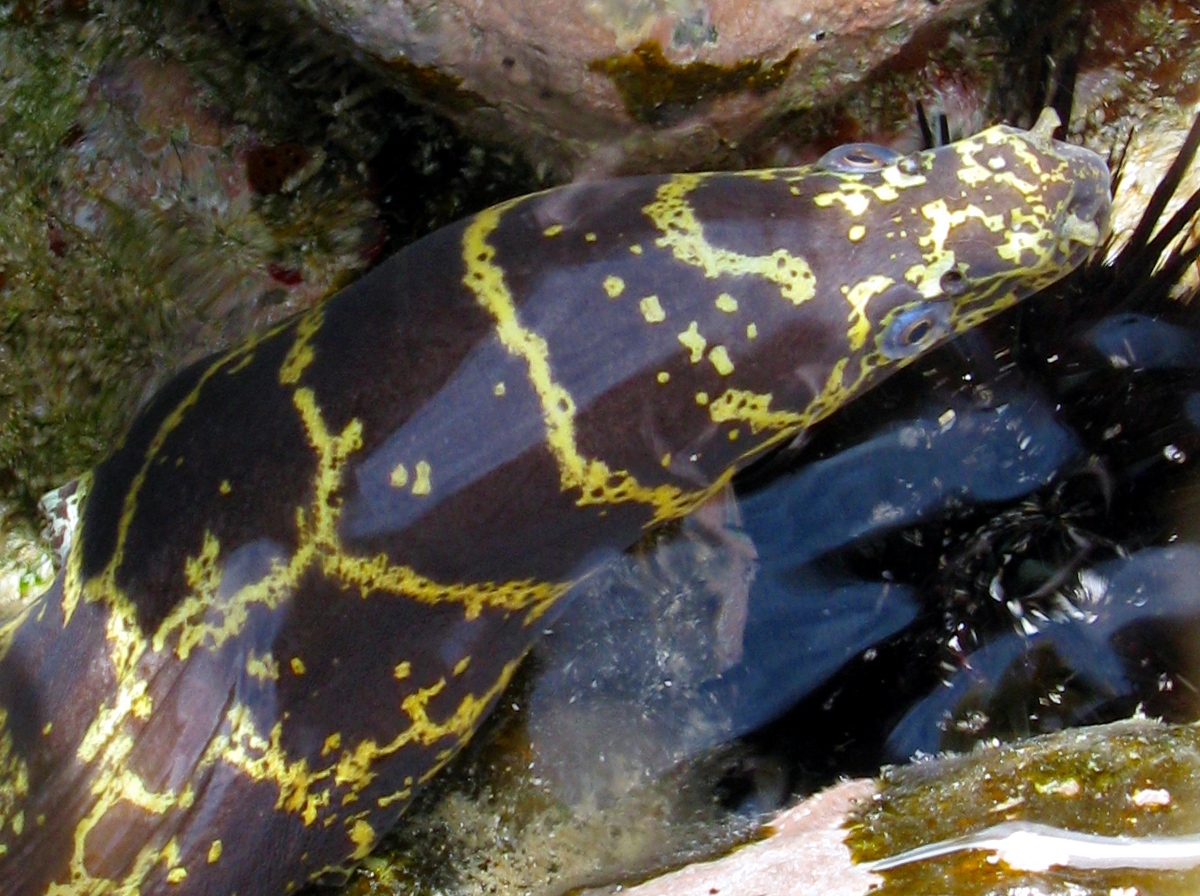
<box><xmin>237</xmin><ymin>0</ymin><xmax>987</xmax><ymax>174</ymax></box>
<box><xmin>605</xmin><ymin>779</ymin><xmax>880</xmax><ymax>896</ymax></box>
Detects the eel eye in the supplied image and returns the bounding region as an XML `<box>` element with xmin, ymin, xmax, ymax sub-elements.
<box><xmin>880</xmin><ymin>301</ymin><xmax>954</xmax><ymax>359</ymax></box>
<box><xmin>818</xmin><ymin>142</ymin><xmax>904</xmax><ymax>173</ymax></box>
<box><xmin>940</xmin><ymin>267</ymin><xmax>970</xmax><ymax>297</ymax></box>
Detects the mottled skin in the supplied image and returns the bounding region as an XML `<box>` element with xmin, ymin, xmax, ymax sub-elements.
<box><xmin>0</xmin><ymin>115</ymin><xmax>1109</xmax><ymax>895</ymax></box>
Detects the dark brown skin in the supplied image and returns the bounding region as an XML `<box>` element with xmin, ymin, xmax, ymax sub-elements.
<box><xmin>0</xmin><ymin>116</ymin><xmax>1109</xmax><ymax>895</ymax></box>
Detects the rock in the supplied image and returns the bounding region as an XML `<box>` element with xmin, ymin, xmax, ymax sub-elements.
<box><xmin>604</xmin><ymin>779</ymin><xmax>880</xmax><ymax>896</ymax></box>
<box><xmin>0</xmin><ymin>1</ymin><xmax>383</xmax><ymax>600</ymax></box>
<box><xmin>238</xmin><ymin>0</ymin><xmax>988</xmax><ymax>174</ymax></box>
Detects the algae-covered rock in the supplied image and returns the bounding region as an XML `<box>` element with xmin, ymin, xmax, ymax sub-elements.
<box><xmin>0</xmin><ymin>2</ymin><xmax>382</xmax><ymax>531</ymax></box>
<box><xmin>596</xmin><ymin>720</ymin><xmax>1200</xmax><ymax>896</ymax></box>
<box><xmin>0</xmin><ymin>1</ymin><xmax>416</xmax><ymax>608</ymax></box>
<box><xmin>222</xmin><ymin>0</ymin><xmax>1009</xmax><ymax>175</ymax></box>
<box><xmin>852</xmin><ymin>718</ymin><xmax>1200</xmax><ymax>896</ymax></box>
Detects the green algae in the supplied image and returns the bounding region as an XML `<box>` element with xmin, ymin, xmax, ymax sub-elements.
<box><xmin>849</xmin><ymin>719</ymin><xmax>1200</xmax><ymax>895</ymax></box>
<box><xmin>0</xmin><ymin>1</ymin><xmax>383</xmax><ymax>555</ymax></box>
<box><xmin>0</xmin><ymin>514</ymin><xmax>55</xmax><ymax>619</ymax></box>
<box><xmin>0</xmin><ymin>0</ymin><xmax>547</xmax><ymax>608</ymax></box>
<box><xmin>588</xmin><ymin>41</ymin><xmax>798</xmax><ymax>126</ymax></box>
<box><xmin>384</xmin><ymin>55</ymin><xmax>486</xmax><ymax>116</ymax></box>
<box><xmin>0</xmin><ymin>8</ymin><xmax>150</xmax><ymax>510</ymax></box>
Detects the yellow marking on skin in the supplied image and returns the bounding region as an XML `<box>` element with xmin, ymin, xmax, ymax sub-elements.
<box><xmin>76</xmin><ymin>678</ymin><xmax>150</xmax><ymax>763</ymax></box>
<box><xmin>162</xmin><ymin>838</ymin><xmax>183</xmax><ymax>870</ymax></box>
<box><xmin>280</xmin><ymin>308</ymin><xmax>323</xmax><ymax>385</ymax></box>
<box><xmin>585</xmin><ymin>232</ymin><xmax>597</xmax><ymax>242</ymax></box>
<box><xmin>639</xmin><ymin>295</ymin><xmax>665</xmax><ymax>323</ymax></box>
<box><xmin>656</xmin><ymin>371</ymin><xmax>670</xmax><ymax>384</ymax></box>
<box><xmin>208</xmin><ymin>840</ymin><xmax>223</xmax><ymax>863</ymax></box>
<box><xmin>55</xmin><ymin>756</ymin><xmax>200</xmax><ymax>893</ymax></box>
<box><xmin>328</xmin><ymin>556</ymin><xmax>569</xmax><ymax>622</ymax></box>
<box><xmin>493</xmin><ymin>381</ymin><xmax>506</xmax><ymax>396</ymax></box>
<box><xmin>322</xmin><ymin>734</ymin><xmax>342</xmax><ymax>756</ymax></box>
<box><xmin>813</xmin><ymin>162</ymin><xmax>923</xmax><ymax>216</ymax></box>
<box><xmin>349</xmin><ymin>819</ymin><xmax>375</xmax><ymax>860</ymax></box>
<box><xmin>997</xmin><ymin>222</ymin><xmax>1058</xmax><ymax>265</ymax></box>
<box><xmin>717</xmin><ymin>352</ymin><xmax>914</xmax><ymax>470</ymax></box>
<box><xmin>63</xmin><ymin>312</ymin><xmax>290</xmax><ymax>631</ymax></box>
<box><xmin>848</xmin><ymin>224</ymin><xmax>866</xmax><ymax>242</ymax></box>
<box><xmin>453</xmin><ymin>656</ymin><xmax>470</xmax><ymax>675</ymax></box>
<box><xmin>954</xmin><ymin>125</ymin><xmax>1071</xmax><ymax>200</ymax></box>
<box><xmin>695</xmin><ymin>392</ymin><xmax>709</xmax><ymax>405</ymax></box>
<box><xmin>291</xmin><ymin>657</ymin><xmax>306</xmax><ymax>675</ymax></box>
<box><xmin>660</xmin><ymin>453</ymin><xmax>671</xmax><ymax>467</ymax></box>
<box><xmin>209</xmin><ymin>706</ymin><xmax>330</xmax><ymax>825</ymax></box>
<box><xmin>1011</xmin><ymin>207</ymin><xmax>1041</xmax><ymax>230</ymax></box>
<box><xmin>167</xmin><ymin>867</ymin><xmax>187</xmax><ymax>884</ymax></box>
<box><xmin>394</xmin><ymin>661</ymin><xmax>411</xmax><ymax>680</ymax></box>
<box><xmin>210</xmin><ymin>656</ymin><xmax>526</xmax><ymax>837</ymax></box>
<box><xmin>708</xmin><ymin>388</ymin><xmax>805</xmax><ymax>434</ymax></box>
<box><xmin>184</xmin><ymin>529</ymin><xmax>222</xmax><ymax>595</ymax></box>
<box><xmin>412</xmin><ymin>461</ymin><xmax>432</xmax><ymax>496</ymax></box>
<box><xmin>219</xmin><ymin>479</ymin><xmax>232</xmax><ymax>495</ymax></box>
<box><xmin>709</xmin><ymin>345</ymin><xmax>734</xmax><ymax>375</ymax></box>
<box><xmin>644</xmin><ymin>174</ymin><xmax>816</xmax><ymax>306</ymax></box>
<box><xmin>0</xmin><ymin>710</ymin><xmax>31</xmax><ymax>851</ymax></box>
<box><xmin>843</xmin><ymin>274</ymin><xmax>895</xmax><ymax>350</ymax></box>
<box><xmin>629</xmin><ymin>244</ymin><xmax>643</xmax><ymax>255</ymax></box>
<box><xmin>377</xmin><ymin>788</ymin><xmax>412</xmax><ymax>808</ymax></box>
<box><xmin>814</xmin><ymin>188</ymin><xmax>869</xmax><ymax>216</ymax></box>
<box><xmin>603</xmin><ymin>275</ymin><xmax>625</xmax><ymax>298</ymax></box>
<box><xmin>881</xmin><ymin>164</ymin><xmax>928</xmax><ymax>190</ymax></box>
<box><xmin>677</xmin><ymin>321</ymin><xmax>706</xmax><ymax>362</ymax></box>
<box><xmin>461</xmin><ymin>203</ymin><xmax>712</xmax><ymax>525</ymax></box>
<box><xmin>715</xmin><ymin>292</ymin><xmax>738</xmax><ymax>312</ymax></box>
<box><xmin>966</xmin><ymin>155</ymin><xmax>1037</xmax><ymax>193</ymax></box>
<box><xmin>225</xmin><ymin>352</ymin><xmax>255</xmax><ymax>375</ymax></box>
<box><xmin>542</xmin><ymin>223</ymin><xmax>563</xmax><ymax>237</ymax></box>
<box><xmin>389</xmin><ymin>464</ymin><xmax>409</xmax><ymax>488</ymax></box>
<box><xmin>140</xmin><ymin>383</ymin><xmax>568</xmax><ymax>664</ymax></box>
<box><xmin>747</xmin><ymin>323</ymin><xmax>758</xmax><ymax>340</ymax></box>
<box><xmin>247</xmin><ymin>652</ymin><xmax>280</xmax><ymax>682</ymax></box>
<box><xmin>904</xmin><ymin>198</ymin><xmax>1004</xmax><ymax>298</ymax></box>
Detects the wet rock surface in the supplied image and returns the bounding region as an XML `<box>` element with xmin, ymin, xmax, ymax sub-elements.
<box><xmin>232</xmin><ymin>0</ymin><xmax>989</xmax><ymax>174</ymax></box>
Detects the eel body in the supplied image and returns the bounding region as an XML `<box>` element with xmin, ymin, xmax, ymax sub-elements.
<box><xmin>0</xmin><ymin>114</ymin><xmax>1109</xmax><ymax>895</ymax></box>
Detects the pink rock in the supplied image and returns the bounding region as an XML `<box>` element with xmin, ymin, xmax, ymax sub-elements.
<box><xmin>610</xmin><ymin>779</ymin><xmax>881</xmax><ymax>896</ymax></box>
<box><xmin>269</xmin><ymin>0</ymin><xmax>987</xmax><ymax>174</ymax></box>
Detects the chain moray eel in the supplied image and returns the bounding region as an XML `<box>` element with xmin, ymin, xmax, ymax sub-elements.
<box><xmin>0</xmin><ymin>110</ymin><xmax>1109</xmax><ymax>895</ymax></box>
